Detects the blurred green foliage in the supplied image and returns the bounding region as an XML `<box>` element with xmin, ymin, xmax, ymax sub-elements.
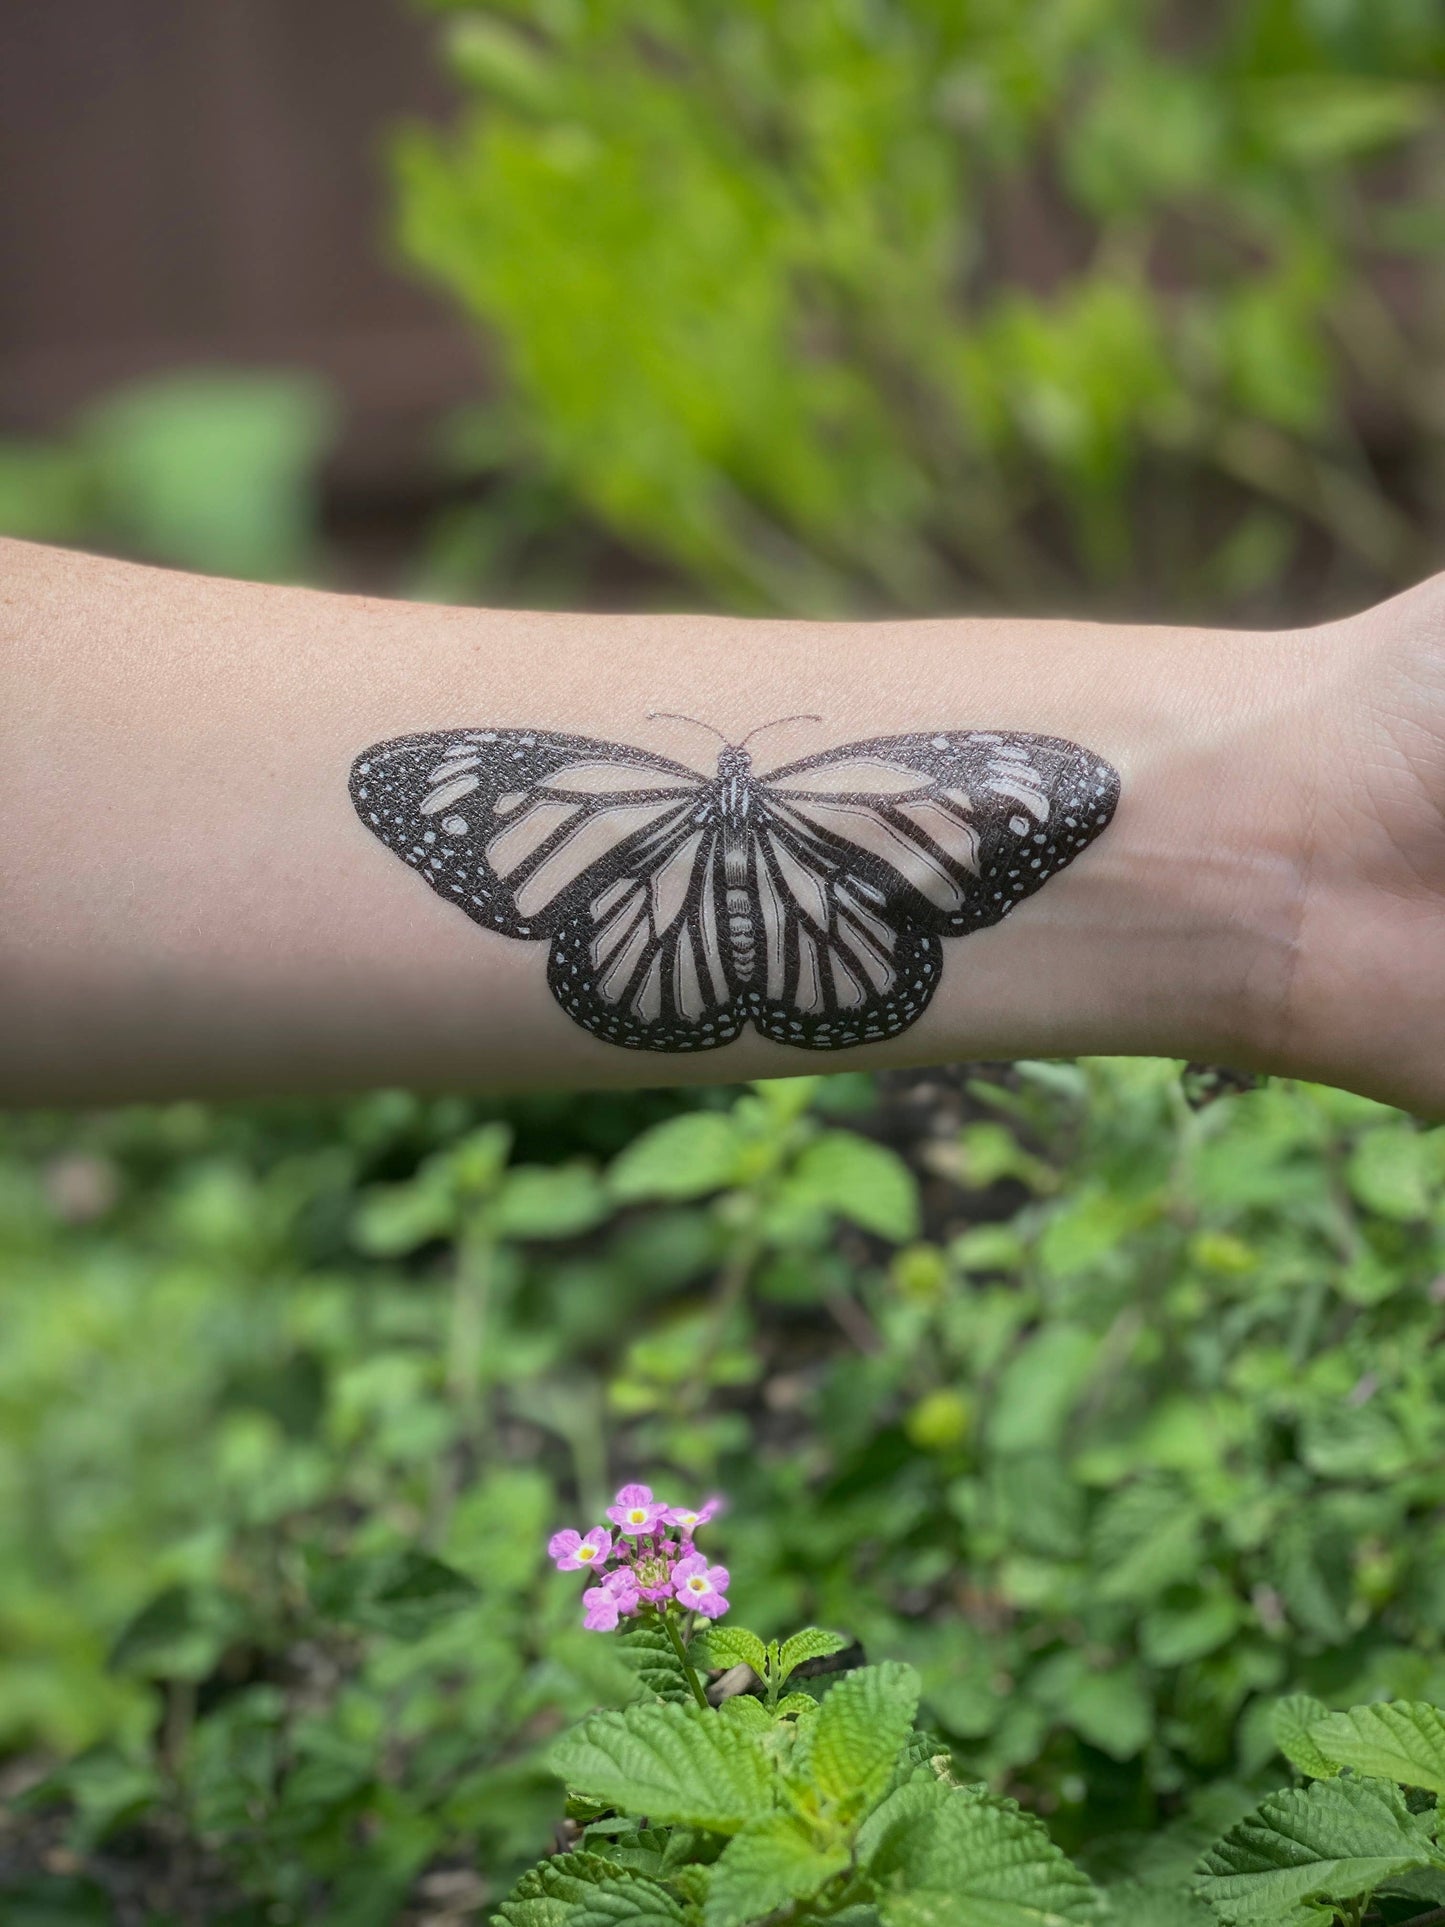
<box><xmin>396</xmin><ymin>0</ymin><xmax>1444</xmax><ymax>616</ymax></box>
<box><xmin>0</xmin><ymin>370</ymin><xmax>337</xmax><ymax>581</ymax></box>
<box><xmin>4</xmin><ymin>1069</ymin><xmax>1445</xmax><ymax>1919</ymax></box>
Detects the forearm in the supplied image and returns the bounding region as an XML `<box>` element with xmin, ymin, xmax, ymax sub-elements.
<box><xmin>0</xmin><ymin>539</ymin><xmax>1432</xmax><ymax>1108</ymax></box>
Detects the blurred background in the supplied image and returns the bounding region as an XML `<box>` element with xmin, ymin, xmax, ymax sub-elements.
<box><xmin>2</xmin><ymin>3</ymin><xmax>1444</xmax><ymax>1923</ymax></box>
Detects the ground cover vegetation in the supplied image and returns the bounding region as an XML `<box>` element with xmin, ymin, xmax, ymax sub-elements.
<box><xmin>3</xmin><ymin>3</ymin><xmax>1445</xmax><ymax>1923</ymax></box>
<box><xmin>4</xmin><ymin>1067</ymin><xmax>1445</xmax><ymax>1923</ymax></box>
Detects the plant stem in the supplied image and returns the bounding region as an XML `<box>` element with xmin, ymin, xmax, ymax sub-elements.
<box><xmin>661</xmin><ymin>1606</ymin><xmax>710</xmax><ymax>1711</ymax></box>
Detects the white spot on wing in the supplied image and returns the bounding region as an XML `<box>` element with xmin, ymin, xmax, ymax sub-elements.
<box><xmin>421</xmin><ymin>772</ymin><xmax>480</xmax><ymax>815</ymax></box>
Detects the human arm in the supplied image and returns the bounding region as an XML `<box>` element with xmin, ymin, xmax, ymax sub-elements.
<box><xmin>1</xmin><ymin>537</ymin><xmax>1440</xmax><ymax>1113</ymax></box>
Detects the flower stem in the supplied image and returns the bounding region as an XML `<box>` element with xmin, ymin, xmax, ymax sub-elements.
<box><xmin>660</xmin><ymin>1606</ymin><xmax>709</xmax><ymax>1711</ymax></box>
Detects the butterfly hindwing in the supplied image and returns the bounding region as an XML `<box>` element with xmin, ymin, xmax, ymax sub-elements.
<box><xmin>349</xmin><ymin>729</ymin><xmax>704</xmax><ymax>941</ymax></box>
<box><xmin>547</xmin><ymin>827</ymin><xmax>748</xmax><ymax>1052</ymax></box>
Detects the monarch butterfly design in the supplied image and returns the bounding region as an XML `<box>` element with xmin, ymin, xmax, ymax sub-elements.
<box><xmin>348</xmin><ymin>716</ymin><xmax>1120</xmax><ymax>1053</ymax></box>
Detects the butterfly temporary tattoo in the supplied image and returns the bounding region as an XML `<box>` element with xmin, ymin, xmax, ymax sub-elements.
<box><xmin>348</xmin><ymin>715</ymin><xmax>1120</xmax><ymax>1053</ymax></box>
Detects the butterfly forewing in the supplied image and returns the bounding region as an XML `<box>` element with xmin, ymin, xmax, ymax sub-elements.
<box><xmin>763</xmin><ymin>730</ymin><xmax>1120</xmax><ymax>934</ymax></box>
<box><xmin>349</xmin><ymin>729</ymin><xmax>705</xmax><ymax>940</ymax></box>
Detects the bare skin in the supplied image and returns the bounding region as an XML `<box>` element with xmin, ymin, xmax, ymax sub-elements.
<box><xmin>0</xmin><ymin>538</ymin><xmax>1440</xmax><ymax>1114</ymax></box>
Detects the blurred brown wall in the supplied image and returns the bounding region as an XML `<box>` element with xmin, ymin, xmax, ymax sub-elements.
<box><xmin>0</xmin><ymin>0</ymin><xmax>478</xmax><ymax>491</ymax></box>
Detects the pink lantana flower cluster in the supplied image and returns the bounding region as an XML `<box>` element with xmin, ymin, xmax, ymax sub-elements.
<box><xmin>547</xmin><ymin>1483</ymin><xmax>728</xmax><ymax>1632</ymax></box>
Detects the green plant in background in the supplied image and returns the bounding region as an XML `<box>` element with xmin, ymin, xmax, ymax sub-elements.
<box><xmin>3</xmin><ymin>1067</ymin><xmax>1444</xmax><ymax>1921</ymax></box>
<box><xmin>396</xmin><ymin>0</ymin><xmax>1444</xmax><ymax>617</ymax></box>
<box><xmin>0</xmin><ymin>369</ymin><xmax>337</xmax><ymax>582</ymax></box>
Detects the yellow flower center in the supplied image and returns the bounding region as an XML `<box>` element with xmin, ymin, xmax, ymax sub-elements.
<box><xmin>688</xmin><ymin>1576</ymin><xmax>707</xmax><ymax>1592</ymax></box>
<box><xmin>627</xmin><ymin>1509</ymin><xmax>647</xmax><ymax>1524</ymax></box>
<box><xmin>578</xmin><ymin>1546</ymin><xmax>597</xmax><ymax>1560</ymax></box>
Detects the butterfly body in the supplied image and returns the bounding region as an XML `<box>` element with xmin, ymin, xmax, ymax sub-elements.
<box><xmin>349</xmin><ymin>723</ymin><xmax>1120</xmax><ymax>1053</ymax></box>
<box><xmin>715</xmin><ymin>745</ymin><xmax>762</xmax><ymax>984</ymax></box>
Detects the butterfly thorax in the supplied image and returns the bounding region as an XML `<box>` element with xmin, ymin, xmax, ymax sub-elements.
<box><xmin>716</xmin><ymin>746</ymin><xmax>758</xmax><ymax>981</ymax></box>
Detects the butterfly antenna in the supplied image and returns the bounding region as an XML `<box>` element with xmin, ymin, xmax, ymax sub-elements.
<box><xmin>646</xmin><ymin>710</ymin><xmax>730</xmax><ymax>745</ymax></box>
<box><xmin>738</xmin><ymin>713</ymin><xmax>823</xmax><ymax>750</ymax></box>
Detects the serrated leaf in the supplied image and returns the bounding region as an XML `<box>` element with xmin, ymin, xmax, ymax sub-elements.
<box><xmin>699</xmin><ymin>1625</ymin><xmax>768</xmax><ymax>1678</ymax></box>
<box><xmin>704</xmin><ymin>1812</ymin><xmax>850</xmax><ymax>1927</ymax></box>
<box><xmin>856</xmin><ymin>1780</ymin><xmax>953</xmax><ymax>1865</ymax></box>
<box><xmin>572</xmin><ymin>1874</ymin><xmax>687</xmax><ymax>1926</ymax></box>
<box><xmin>607</xmin><ymin>1114</ymin><xmax>745</xmax><ymax>1202</ymax></box>
<box><xmin>618</xmin><ymin>1620</ymin><xmax>695</xmax><ymax>1704</ymax></box>
<box><xmin>495</xmin><ymin>1851</ymin><xmax>630</xmax><ymax>1925</ymax></box>
<box><xmin>1271</xmin><ymin>1696</ymin><xmax>1338</xmax><ymax>1780</ymax></box>
<box><xmin>775</xmin><ymin>1692</ymin><xmax>818</xmax><ymax>1719</ymax></box>
<box><xmin>873</xmin><ymin>1786</ymin><xmax>1098</xmax><ymax>1925</ymax></box>
<box><xmin>1195</xmin><ymin>1775</ymin><xmax>1437</xmax><ymax>1921</ymax></box>
<box><xmin>778</xmin><ymin>1628</ymin><xmax>848</xmax><ymax>1683</ymax></box>
<box><xmin>1308</xmin><ymin>1701</ymin><xmax>1445</xmax><ymax>1795</ymax></box>
<box><xmin>550</xmin><ymin>1702</ymin><xmax>773</xmax><ymax>1834</ymax></box>
<box><xmin>805</xmin><ymin>1662</ymin><xmax>920</xmax><ymax>1818</ymax></box>
<box><xmin>719</xmin><ymin>1697</ymin><xmax>773</xmax><ymax>1730</ymax></box>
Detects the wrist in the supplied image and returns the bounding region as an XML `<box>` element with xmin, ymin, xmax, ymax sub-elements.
<box><xmin>911</xmin><ymin>616</ymin><xmax>1319</xmax><ymax>1076</ymax></box>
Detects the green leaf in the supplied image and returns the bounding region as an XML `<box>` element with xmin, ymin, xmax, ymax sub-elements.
<box><xmin>1139</xmin><ymin>1590</ymin><xmax>1241</xmax><ymax>1668</ymax></box>
<box><xmin>495</xmin><ymin>1851</ymin><xmax>631</xmax><ymax>1925</ymax></box>
<box><xmin>719</xmin><ymin>1696</ymin><xmax>774</xmax><ymax>1731</ymax></box>
<box><xmin>856</xmin><ymin>1779</ymin><xmax>954</xmax><ymax>1865</ymax></box>
<box><xmin>704</xmin><ymin>1812</ymin><xmax>850</xmax><ymax>1927</ymax></box>
<box><xmin>1347</xmin><ymin>1124</ymin><xmax>1435</xmax><ymax>1222</ymax></box>
<box><xmin>607</xmin><ymin>1114</ymin><xmax>746</xmax><ymax>1202</ymax></box>
<box><xmin>1032</xmin><ymin>1651</ymin><xmax>1152</xmax><ymax>1761</ymax></box>
<box><xmin>572</xmin><ymin>1875</ymin><xmax>687</xmax><ymax>1926</ymax></box>
<box><xmin>351</xmin><ymin>1179</ymin><xmax>455</xmax><ymax>1255</ymax></box>
<box><xmin>1246</xmin><ymin>76</ymin><xmax>1433</xmax><ymax>163</ymax></box>
<box><xmin>790</xmin><ymin>1133</ymin><xmax>920</xmax><ymax>1242</ymax></box>
<box><xmin>699</xmin><ymin>1625</ymin><xmax>768</xmax><ymax>1679</ymax></box>
<box><xmin>1195</xmin><ymin>1776</ymin><xmax>1438</xmax><ymax>1921</ymax></box>
<box><xmin>774</xmin><ymin>1692</ymin><xmax>818</xmax><ymax>1719</ymax></box>
<box><xmin>1102</xmin><ymin>1884</ymin><xmax>1214</xmax><ymax>1926</ymax></box>
<box><xmin>309</xmin><ymin>1549</ymin><xmax>479</xmax><ymax>1640</ymax></box>
<box><xmin>493</xmin><ymin>1162</ymin><xmax>608</xmax><ymax>1238</ymax></box>
<box><xmin>1307</xmin><ymin>1701</ymin><xmax>1445</xmax><ymax>1795</ymax></box>
<box><xmin>1270</xmin><ymin>1696</ymin><xmax>1338</xmax><ymax>1780</ymax></box>
<box><xmin>777</xmin><ymin>1627</ymin><xmax>848</xmax><ymax>1683</ymax></box>
<box><xmin>106</xmin><ymin>1583</ymin><xmax>246</xmax><ymax>1679</ymax></box>
<box><xmin>1091</xmin><ymin>1480</ymin><xmax>1202</xmax><ymax>1604</ymax></box>
<box><xmin>550</xmin><ymin>1702</ymin><xmax>773</xmax><ymax>1834</ymax></box>
<box><xmin>805</xmin><ymin>1662</ymin><xmax>921</xmax><ymax>1818</ymax></box>
<box><xmin>873</xmin><ymin>1787</ymin><xmax>1098</xmax><ymax>1925</ymax></box>
<box><xmin>618</xmin><ymin>1620</ymin><xmax>696</xmax><ymax>1705</ymax></box>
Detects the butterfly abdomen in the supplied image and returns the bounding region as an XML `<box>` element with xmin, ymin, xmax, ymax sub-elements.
<box><xmin>717</xmin><ymin>753</ymin><xmax>759</xmax><ymax>984</ymax></box>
